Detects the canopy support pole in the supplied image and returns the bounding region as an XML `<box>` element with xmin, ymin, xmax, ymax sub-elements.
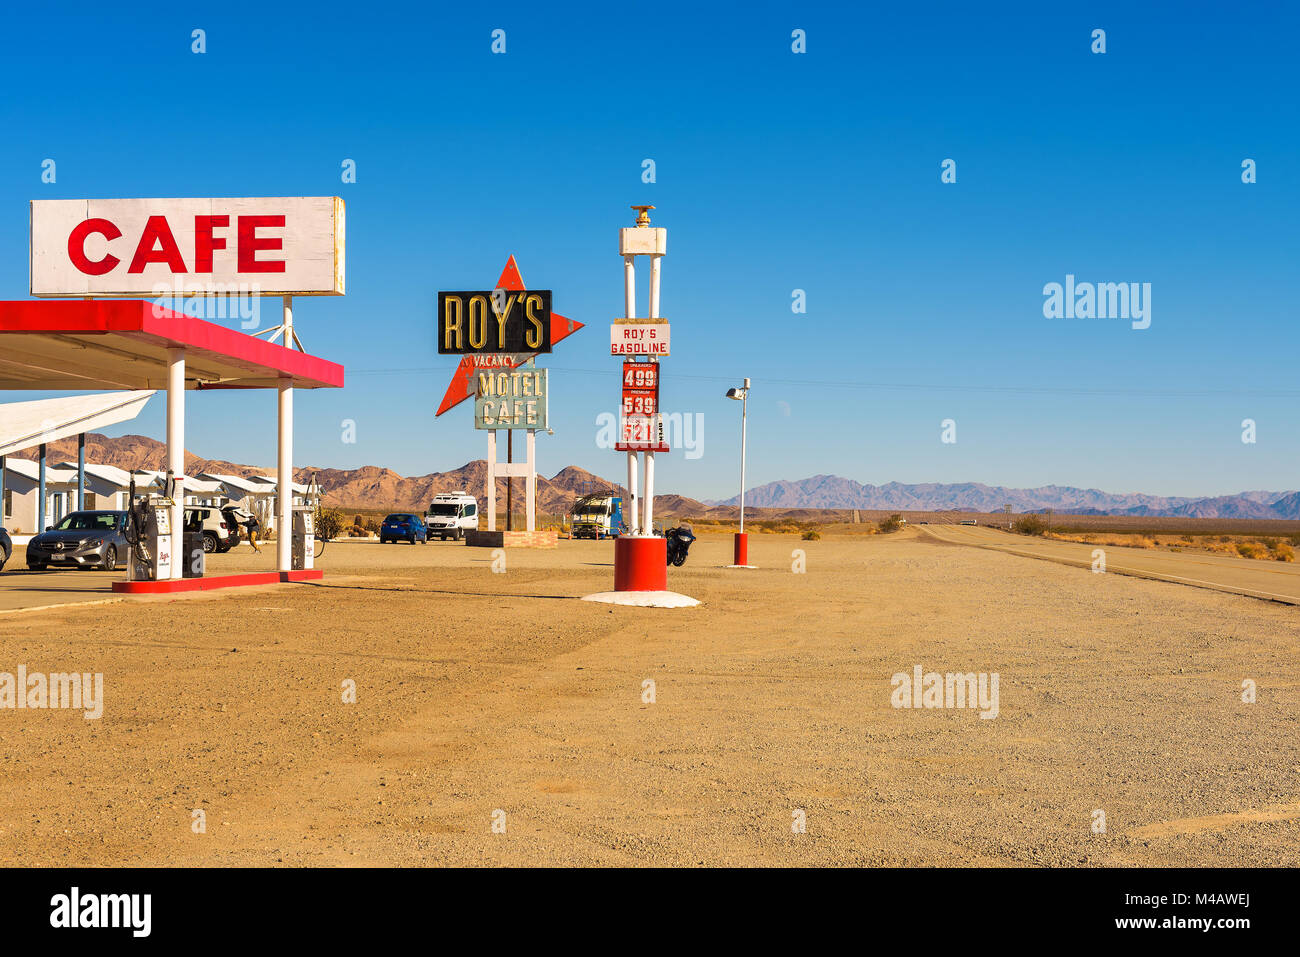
<box><xmin>277</xmin><ymin>296</ymin><xmax>294</xmax><ymax>574</ymax></box>
<box><xmin>77</xmin><ymin>433</ymin><xmax>85</xmax><ymax>511</ymax></box>
<box><xmin>167</xmin><ymin>348</ymin><xmax>186</xmax><ymax>579</ymax></box>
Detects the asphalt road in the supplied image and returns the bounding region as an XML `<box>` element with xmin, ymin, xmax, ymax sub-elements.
<box><xmin>919</xmin><ymin>523</ymin><xmax>1300</xmax><ymax>605</ymax></box>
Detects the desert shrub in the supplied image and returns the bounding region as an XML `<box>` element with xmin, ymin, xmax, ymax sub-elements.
<box><xmin>316</xmin><ymin>508</ymin><xmax>345</xmax><ymax>542</ymax></box>
<box><xmin>1274</xmin><ymin>543</ymin><xmax>1295</xmax><ymax>562</ymax></box>
<box><xmin>1135</xmin><ymin>537</ymin><xmax>1157</xmax><ymax>549</ymax></box>
<box><xmin>802</xmin><ymin>528</ymin><xmax>821</xmax><ymax>541</ymax></box>
<box><xmin>1012</xmin><ymin>515</ymin><xmax>1047</xmax><ymax>536</ymax></box>
<box><xmin>1236</xmin><ymin>542</ymin><xmax>1268</xmax><ymax>560</ymax></box>
<box><xmin>877</xmin><ymin>513</ymin><xmax>905</xmax><ymax>534</ymax></box>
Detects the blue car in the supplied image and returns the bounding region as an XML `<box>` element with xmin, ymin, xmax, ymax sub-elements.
<box><xmin>380</xmin><ymin>513</ymin><xmax>427</xmax><ymax>545</ymax></box>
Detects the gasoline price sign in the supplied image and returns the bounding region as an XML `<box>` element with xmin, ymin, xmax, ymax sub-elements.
<box><xmin>615</xmin><ymin>360</ymin><xmax>668</xmax><ymax>452</ymax></box>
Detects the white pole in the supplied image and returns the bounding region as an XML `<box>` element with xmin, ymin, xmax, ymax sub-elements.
<box><xmin>167</xmin><ymin>347</ymin><xmax>185</xmax><ymax>579</ymax></box>
<box><xmin>277</xmin><ymin>296</ymin><xmax>294</xmax><ymax>573</ymax></box>
<box><xmin>624</xmin><ymin>255</ymin><xmax>636</xmax><ymax>320</ymax></box>
<box><xmin>739</xmin><ymin>388</ymin><xmax>747</xmax><ymax>534</ymax></box>
<box><xmin>623</xmin><ymin>252</ymin><xmax>641</xmax><ymax>535</ymax></box>
<box><xmin>486</xmin><ymin>430</ymin><xmax>497</xmax><ymax>532</ymax></box>
<box><xmin>626</xmin><ymin>450</ymin><xmax>638</xmax><ymax>535</ymax></box>
<box><xmin>644</xmin><ymin>450</ymin><xmax>655</xmax><ymax>533</ymax></box>
<box><xmin>649</xmin><ymin>254</ymin><xmax>661</xmax><ymax>319</ymax></box>
<box><xmin>526</xmin><ymin>428</ymin><xmax>536</xmax><ymax>532</ymax></box>
<box><xmin>647</xmin><ymin>253</ymin><xmax>662</xmax><ymax>539</ymax></box>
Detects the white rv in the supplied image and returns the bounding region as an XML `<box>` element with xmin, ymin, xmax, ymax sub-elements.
<box><xmin>425</xmin><ymin>491</ymin><xmax>479</xmax><ymax>540</ymax></box>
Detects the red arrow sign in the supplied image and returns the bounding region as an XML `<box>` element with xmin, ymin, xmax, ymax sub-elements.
<box><xmin>436</xmin><ymin>255</ymin><xmax>584</xmax><ymax>416</ymax></box>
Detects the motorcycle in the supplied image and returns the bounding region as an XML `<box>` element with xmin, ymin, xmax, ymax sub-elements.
<box><xmin>664</xmin><ymin>525</ymin><xmax>696</xmax><ymax>567</ymax></box>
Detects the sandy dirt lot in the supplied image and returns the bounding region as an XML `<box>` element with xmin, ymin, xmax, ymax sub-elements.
<box><xmin>1</xmin><ymin>531</ymin><xmax>1297</xmax><ymax>867</ymax></box>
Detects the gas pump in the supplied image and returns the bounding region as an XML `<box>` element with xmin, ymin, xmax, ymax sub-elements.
<box><xmin>291</xmin><ymin>505</ymin><xmax>315</xmax><ymax>571</ymax></box>
<box><xmin>124</xmin><ymin>477</ymin><xmax>175</xmax><ymax>581</ymax></box>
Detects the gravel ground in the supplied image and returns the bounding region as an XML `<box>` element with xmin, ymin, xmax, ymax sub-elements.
<box><xmin>0</xmin><ymin>531</ymin><xmax>1296</xmax><ymax>866</ymax></box>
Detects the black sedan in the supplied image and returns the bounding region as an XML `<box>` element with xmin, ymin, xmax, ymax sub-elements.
<box><xmin>0</xmin><ymin>526</ymin><xmax>11</xmax><ymax>572</ymax></box>
<box><xmin>26</xmin><ymin>510</ymin><xmax>129</xmax><ymax>572</ymax></box>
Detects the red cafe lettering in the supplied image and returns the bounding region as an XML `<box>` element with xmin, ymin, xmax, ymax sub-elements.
<box><xmin>67</xmin><ymin>215</ymin><xmax>287</xmax><ymax>276</ymax></box>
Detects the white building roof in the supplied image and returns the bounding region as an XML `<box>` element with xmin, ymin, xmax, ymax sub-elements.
<box><xmin>199</xmin><ymin>472</ymin><xmax>276</xmax><ymax>496</ymax></box>
<box><xmin>57</xmin><ymin>461</ymin><xmax>134</xmax><ymax>488</ymax></box>
<box><xmin>245</xmin><ymin>474</ymin><xmax>311</xmax><ymax>495</ymax></box>
<box><xmin>3</xmin><ymin>458</ymin><xmax>78</xmax><ymax>486</ymax></box>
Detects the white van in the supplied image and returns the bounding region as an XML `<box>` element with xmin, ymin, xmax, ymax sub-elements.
<box><xmin>425</xmin><ymin>491</ymin><xmax>479</xmax><ymax>540</ymax></box>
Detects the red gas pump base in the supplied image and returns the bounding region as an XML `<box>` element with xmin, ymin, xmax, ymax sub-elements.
<box><xmin>726</xmin><ymin>531</ymin><xmax>758</xmax><ymax>569</ymax></box>
<box><xmin>582</xmin><ymin>535</ymin><xmax>700</xmax><ymax>608</ymax></box>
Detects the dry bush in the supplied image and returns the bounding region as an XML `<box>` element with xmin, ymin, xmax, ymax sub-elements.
<box><xmin>802</xmin><ymin>528</ymin><xmax>821</xmax><ymax>541</ymax></box>
<box><xmin>877</xmin><ymin>513</ymin><xmax>905</xmax><ymax>534</ymax></box>
<box><xmin>1237</xmin><ymin>542</ymin><xmax>1269</xmax><ymax>560</ymax></box>
<box><xmin>1274</xmin><ymin>543</ymin><xmax>1295</xmax><ymax>562</ymax></box>
<box><xmin>1012</xmin><ymin>515</ymin><xmax>1047</xmax><ymax>536</ymax></box>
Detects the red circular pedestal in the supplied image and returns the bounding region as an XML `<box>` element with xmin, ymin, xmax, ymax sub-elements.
<box><xmin>733</xmin><ymin>532</ymin><xmax>748</xmax><ymax>566</ymax></box>
<box><xmin>614</xmin><ymin>535</ymin><xmax>667</xmax><ymax>591</ymax></box>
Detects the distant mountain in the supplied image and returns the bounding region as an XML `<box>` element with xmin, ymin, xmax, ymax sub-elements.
<box><xmin>21</xmin><ymin>435</ymin><xmax>1293</xmax><ymax>521</ymax></box>
<box><xmin>708</xmin><ymin>475</ymin><xmax>1298</xmax><ymax>520</ymax></box>
<box><xmin>12</xmin><ymin>433</ymin><xmax>709</xmax><ymax>516</ymax></box>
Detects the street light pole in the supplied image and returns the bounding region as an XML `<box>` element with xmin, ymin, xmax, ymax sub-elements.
<box><xmin>738</xmin><ymin>378</ymin><xmax>748</xmax><ymax>534</ymax></box>
<box><xmin>726</xmin><ymin>377</ymin><xmax>752</xmax><ymax>567</ymax></box>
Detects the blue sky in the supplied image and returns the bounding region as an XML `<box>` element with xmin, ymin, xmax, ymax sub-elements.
<box><xmin>1</xmin><ymin>1</ymin><xmax>1297</xmax><ymax>500</ymax></box>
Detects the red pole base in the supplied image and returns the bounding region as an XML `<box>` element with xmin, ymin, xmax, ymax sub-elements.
<box><xmin>733</xmin><ymin>532</ymin><xmax>748</xmax><ymax>566</ymax></box>
<box><xmin>615</xmin><ymin>536</ymin><xmax>667</xmax><ymax>591</ymax></box>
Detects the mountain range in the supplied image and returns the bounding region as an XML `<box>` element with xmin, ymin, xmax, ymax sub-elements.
<box><xmin>708</xmin><ymin>475</ymin><xmax>1300</xmax><ymax>520</ymax></box>
<box><xmin>14</xmin><ymin>435</ymin><xmax>1299</xmax><ymax>520</ymax></box>
<box><xmin>11</xmin><ymin>433</ymin><xmax>707</xmax><ymax>515</ymax></box>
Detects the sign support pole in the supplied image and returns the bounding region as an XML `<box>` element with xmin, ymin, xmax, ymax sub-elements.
<box><xmin>526</xmin><ymin>428</ymin><xmax>536</xmax><ymax>532</ymax></box>
<box><xmin>506</xmin><ymin>429</ymin><xmax>513</xmax><ymax>531</ymax></box>
<box><xmin>486</xmin><ymin>429</ymin><xmax>497</xmax><ymax>532</ymax></box>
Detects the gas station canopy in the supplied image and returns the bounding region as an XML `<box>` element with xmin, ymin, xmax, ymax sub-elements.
<box><xmin>0</xmin><ymin>300</ymin><xmax>344</xmax><ymax>391</ymax></box>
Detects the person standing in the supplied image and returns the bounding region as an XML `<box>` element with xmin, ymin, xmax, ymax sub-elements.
<box><xmin>242</xmin><ymin>509</ymin><xmax>262</xmax><ymax>553</ymax></box>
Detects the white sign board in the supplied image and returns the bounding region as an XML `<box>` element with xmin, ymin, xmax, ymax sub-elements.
<box><xmin>30</xmin><ymin>197</ymin><xmax>345</xmax><ymax>297</ymax></box>
<box><xmin>475</xmin><ymin>368</ymin><xmax>549</xmax><ymax>430</ymax></box>
<box><xmin>610</xmin><ymin>322</ymin><xmax>670</xmax><ymax>357</ymax></box>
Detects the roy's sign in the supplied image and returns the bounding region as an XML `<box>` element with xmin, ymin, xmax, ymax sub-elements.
<box><xmin>439</xmin><ymin>290</ymin><xmax>553</xmax><ymax>355</ymax></box>
<box><xmin>611</xmin><ymin>321</ymin><xmax>669</xmax><ymax>357</ymax></box>
<box><xmin>474</xmin><ymin>367</ymin><xmax>549</xmax><ymax>430</ymax></box>
<box><xmin>30</xmin><ymin>198</ymin><xmax>345</xmax><ymax>297</ymax></box>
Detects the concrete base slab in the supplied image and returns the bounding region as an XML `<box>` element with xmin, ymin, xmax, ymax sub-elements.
<box><xmin>581</xmin><ymin>590</ymin><xmax>700</xmax><ymax>608</ymax></box>
<box><xmin>725</xmin><ymin>564</ymin><xmax>759</xmax><ymax>569</ymax></box>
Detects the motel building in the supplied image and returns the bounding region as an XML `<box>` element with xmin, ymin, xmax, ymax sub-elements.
<box><xmin>1</xmin><ymin>458</ymin><xmax>77</xmax><ymax>535</ymax></box>
<box><xmin>196</xmin><ymin>472</ymin><xmax>318</xmax><ymax>529</ymax></box>
<box><xmin>0</xmin><ymin>457</ymin><xmax>307</xmax><ymax>537</ymax></box>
